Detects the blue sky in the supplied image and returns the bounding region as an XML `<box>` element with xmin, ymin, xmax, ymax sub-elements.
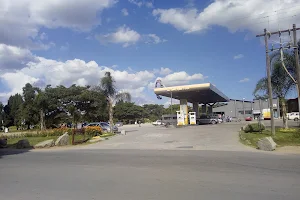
<box><xmin>0</xmin><ymin>0</ymin><xmax>299</xmax><ymax>105</ymax></box>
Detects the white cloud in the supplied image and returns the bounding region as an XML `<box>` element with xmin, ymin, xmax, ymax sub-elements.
<box><xmin>239</xmin><ymin>78</ymin><xmax>250</xmax><ymax>83</ymax></box>
<box><xmin>96</xmin><ymin>25</ymin><xmax>165</xmax><ymax>47</ymax></box>
<box><xmin>152</xmin><ymin>0</ymin><xmax>300</xmax><ymax>34</ymax></box>
<box><xmin>0</xmin><ymin>44</ymin><xmax>38</xmax><ymax>70</ymax></box>
<box><xmin>128</xmin><ymin>0</ymin><xmax>153</xmax><ymax>8</ymax></box>
<box><xmin>0</xmin><ymin>45</ymin><xmax>157</xmax><ymax>102</ymax></box>
<box><xmin>154</xmin><ymin>67</ymin><xmax>172</xmax><ymax>75</ymax></box>
<box><xmin>128</xmin><ymin>0</ymin><xmax>143</xmax><ymax>7</ymax></box>
<box><xmin>145</xmin><ymin>2</ymin><xmax>153</xmax><ymax>8</ymax></box>
<box><xmin>145</xmin><ymin>34</ymin><xmax>167</xmax><ymax>44</ymax></box>
<box><xmin>148</xmin><ymin>71</ymin><xmax>206</xmax><ymax>89</ymax></box>
<box><xmin>122</xmin><ymin>8</ymin><xmax>129</xmax><ymax>16</ymax></box>
<box><xmin>96</xmin><ymin>25</ymin><xmax>141</xmax><ymax>47</ymax></box>
<box><xmin>233</xmin><ymin>54</ymin><xmax>244</xmax><ymax>60</ymax></box>
<box><xmin>0</xmin><ymin>0</ymin><xmax>116</xmax><ymax>49</ymax></box>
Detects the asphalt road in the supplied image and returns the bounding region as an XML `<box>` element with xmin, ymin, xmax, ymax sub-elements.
<box><xmin>1</xmin><ymin>149</ymin><xmax>300</xmax><ymax>200</ymax></box>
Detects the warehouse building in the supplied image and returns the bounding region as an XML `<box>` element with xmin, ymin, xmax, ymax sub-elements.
<box><xmin>213</xmin><ymin>98</ymin><xmax>280</xmax><ymax>119</ymax></box>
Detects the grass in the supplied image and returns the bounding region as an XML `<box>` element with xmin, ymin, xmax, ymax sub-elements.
<box><xmin>6</xmin><ymin>136</ymin><xmax>58</xmax><ymax>148</ymax></box>
<box><xmin>240</xmin><ymin>128</ymin><xmax>300</xmax><ymax>148</ymax></box>
<box><xmin>4</xmin><ymin>132</ymin><xmax>116</xmax><ymax>149</ymax></box>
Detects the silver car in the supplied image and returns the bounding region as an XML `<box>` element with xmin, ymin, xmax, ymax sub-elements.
<box><xmin>197</xmin><ymin>114</ymin><xmax>219</xmax><ymax>125</ymax></box>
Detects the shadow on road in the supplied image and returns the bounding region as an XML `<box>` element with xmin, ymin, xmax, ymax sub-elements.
<box><xmin>0</xmin><ymin>148</ymin><xmax>32</xmax><ymax>159</ymax></box>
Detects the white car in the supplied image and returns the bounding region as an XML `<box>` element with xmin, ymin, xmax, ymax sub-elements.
<box><xmin>287</xmin><ymin>112</ymin><xmax>299</xmax><ymax>121</ymax></box>
<box><xmin>152</xmin><ymin>120</ymin><xmax>164</xmax><ymax>126</ymax></box>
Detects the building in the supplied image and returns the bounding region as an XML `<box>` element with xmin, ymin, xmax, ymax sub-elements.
<box><xmin>213</xmin><ymin>98</ymin><xmax>280</xmax><ymax>119</ymax></box>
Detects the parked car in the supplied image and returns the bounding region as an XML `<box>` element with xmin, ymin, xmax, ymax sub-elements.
<box><xmin>245</xmin><ymin>116</ymin><xmax>253</xmax><ymax>121</ymax></box>
<box><xmin>86</xmin><ymin>122</ymin><xmax>118</xmax><ymax>133</ymax></box>
<box><xmin>287</xmin><ymin>112</ymin><xmax>299</xmax><ymax>121</ymax></box>
<box><xmin>152</xmin><ymin>120</ymin><xmax>164</xmax><ymax>126</ymax></box>
<box><xmin>197</xmin><ymin>114</ymin><xmax>219</xmax><ymax>125</ymax></box>
<box><xmin>115</xmin><ymin>122</ymin><xmax>123</xmax><ymax>127</ymax></box>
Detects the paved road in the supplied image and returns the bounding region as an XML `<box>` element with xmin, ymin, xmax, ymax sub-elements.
<box><xmin>81</xmin><ymin>123</ymin><xmax>253</xmax><ymax>151</ymax></box>
<box><xmin>1</xmin><ymin>149</ymin><xmax>300</xmax><ymax>200</ymax></box>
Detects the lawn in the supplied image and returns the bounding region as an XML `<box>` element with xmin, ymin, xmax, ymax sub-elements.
<box><xmin>240</xmin><ymin>128</ymin><xmax>300</xmax><ymax>147</ymax></box>
<box><xmin>5</xmin><ymin>132</ymin><xmax>115</xmax><ymax>149</ymax></box>
<box><xmin>7</xmin><ymin>136</ymin><xmax>58</xmax><ymax>148</ymax></box>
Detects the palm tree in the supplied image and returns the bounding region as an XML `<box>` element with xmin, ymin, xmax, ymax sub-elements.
<box><xmin>253</xmin><ymin>52</ymin><xmax>296</xmax><ymax>129</ymax></box>
<box><xmin>100</xmin><ymin>72</ymin><xmax>131</xmax><ymax>131</ymax></box>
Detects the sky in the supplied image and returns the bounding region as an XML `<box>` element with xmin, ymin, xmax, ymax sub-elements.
<box><xmin>0</xmin><ymin>0</ymin><xmax>300</xmax><ymax>106</ymax></box>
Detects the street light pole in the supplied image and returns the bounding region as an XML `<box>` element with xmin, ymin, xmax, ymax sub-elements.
<box><xmin>170</xmin><ymin>91</ymin><xmax>173</xmax><ymax>114</ymax></box>
<box><xmin>243</xmin><ymin>98</ymin><xmax>245</xmax><ymax>118</ymax></box>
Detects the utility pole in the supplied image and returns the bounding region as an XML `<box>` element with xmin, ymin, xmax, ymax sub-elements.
<box><xmin>264</xmin><ymin>29</ymin><xmax>276</xmax><ymax>136</ymax></box>
<box><xmin>256</xmin><ymin>25</ymin><xmax>300</xmax><ymax>135</ymax></box>
<box><xmin>293</xmin><ymin>24</ymin><xmax>300</xmax><ymax>114</ymax></box>
<box><xmin>256</xmin><ymin>29</ymin><xmax>275</xmax><ymax>135</ymax></box>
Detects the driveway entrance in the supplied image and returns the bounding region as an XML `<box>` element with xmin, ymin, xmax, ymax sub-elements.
<box><xmin>82</xmin><ymin>123</ymin><xmax>253</xmax><ymax>151</ymax></box>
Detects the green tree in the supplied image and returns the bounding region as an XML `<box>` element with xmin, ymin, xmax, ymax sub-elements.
<box><xmin>100</xmin><ymin>72</ymin><xmax>131</xmax><ymax>131</ymax></box>
<box><xmin>114</xmin><ymin>102</ymin><xmax>144</xmax><ymax>123</ymax></box>
<box><xmin>143</xmin><ymin>104</ymin><xmax>164</xmax><ymax>121</ymax></box>
<box><xmin>163</xmin><ymin>104</ymin><xmax>193</xmax><ymax>115</ymax></box>
<box><xmin>0</xmin><ymin>102</ymin><xmax>4</xmax><ymax>128</ymax></box>
<box><xmin>3</xmin><ymin>94</ymin><xmax>23</xmax><ymax>128</ymax></box>
<box><xmin>22</xmin><ymin>83</ymin><xmax>39</xmax><ymax>129</ymax></box>
<box><xmin>253</xmin><ymin>53</ymin><xmax>296</xmax><ymax>130</ymax></box>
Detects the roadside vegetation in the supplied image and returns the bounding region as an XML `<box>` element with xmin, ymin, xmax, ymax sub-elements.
<box><xmin>240</xmin><ymin>124</ymin><xmax>300</xmax><ymax>147</ymax></box>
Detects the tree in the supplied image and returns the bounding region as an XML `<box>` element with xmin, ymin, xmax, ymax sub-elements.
<box><xmin>0</xmin><ymin>102</ymin><xmax>4</xmax><ymax>128</ymax></box>
<box><xmin>143</xmin><ymin>104</ymin><xmax>164</xmax><ymax>121</ymax></box>
<box><xmin>22</xmin><ymin>83</ymin><xmax>39</xmax><ymax>129</ymax></box>
<box><xmin>163</xmin><ymin>104</ymin><xmax>193</xmax><ymax>115</ymax></box>
<box><xmin>253</xmin><ymin>52</ymin><xmax>296</xmax><ymax>129</ymax></box>
<box><xmin>100</xmin><ymin>72</ymin><xmax>131</xmax><ymax>131</ymax></box>
<box><xmin>114</xmin><ymin>102</ymin><xmax>144</xmax><ymax>123</ymax></box>
<box><xmin>3</xmin><ymin>94</ymin><xmax>23</xmax><ymax>128</ymax></box>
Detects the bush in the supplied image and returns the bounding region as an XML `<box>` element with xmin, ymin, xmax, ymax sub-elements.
<box><xmin>85</xmin><ymin>126</ymin><xmax>102</xmax><ymax>137</ymax></box>
<box><xmin>51</xmin><ymin>127</ymin><xmax>72</xmax><ymax>136</ymax></box>
<box><xmin>244</xmin><ymin>123</ymin><xmax>265</xmax><ymax>133</ymax></box>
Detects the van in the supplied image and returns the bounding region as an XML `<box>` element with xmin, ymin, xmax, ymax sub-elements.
<box><xmin>287</xmin><ymin>112</ymin><xmax>299</xmax><ymax>121</ymax></box>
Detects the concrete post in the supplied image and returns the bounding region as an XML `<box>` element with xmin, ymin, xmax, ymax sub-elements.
<box><xmin>193</xmin><ymin>102</ymin><xmax>199</xmax><ymax>118</ymax></box>
<box><xmin>207</xmin><ymin>106</ymin><xmax>213</xmax><ymax>115</ymax></box>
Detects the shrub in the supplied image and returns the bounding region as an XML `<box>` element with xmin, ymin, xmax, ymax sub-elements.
<box><xmin>244</xmin><ymin>123</ymin><xmax>265</xmax><ymax>133</ymax></box>
<box><xmin>51</xmin><ymin>127</ymin><xmax>72</xmax><ymax>136</ymax></box>
<box><xmin>85</xmin><ymin>126</ymin><xmax>102</xmax><ymax>137</ymax></box>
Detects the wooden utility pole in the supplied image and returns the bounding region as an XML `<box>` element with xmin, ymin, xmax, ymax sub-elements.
<box><xmin>257</xmin><ymin>25</ymin><xmax>300</xmax><ymax>135</ymax></box>
<box><xmin>293</xmin><ymin>24</ymin><xmax>300</xmax><ymax>114</ymax></box>
<box><xmin>264</xmin><ymin>28</ymin><xmax>276</xmax><ymax>136</ymax></box>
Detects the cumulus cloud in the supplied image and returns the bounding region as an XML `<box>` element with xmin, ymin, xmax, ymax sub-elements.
<box><xmin>96</xmin><ymin>25</ymin><xmax>141</xmax><ymax>47</ymax></box>
<box><xmin>153</xmin><ymin>67</ymin><xmax>172</xmax><ymax>75</ymax></box>
<box><xmin>148</xmin><ymin>71</ymin><xmax>206</xmax><ymax>89</ymax></box>
<box><xmin>0</xmin><ymin>0</ymin><xmax>116</xmax><ymax>49</ymax></box>
<box><xmin>122</xmin><ymin>8</ymin><xmax>129</xmax><ymax>16</ymax></box>
<box><xmin>152</xmin><ymin>0</ymin><xmax>300</xmax><ymax>34</ymax></box>
<box><xmin>233</xmin><ymin>54</ymin><xmax>244</xmax><ymax>59</ymax></box>
<box><xmin>239</xmin><ymin>78</ymin><xmax>250</xmax><ymax>83</ymax></box>
<box><xmin>0</xmin><ymin>44</ymin><xmax>38</xmax><ymax>70</ymax></box>
<box><xmin>0</xmin><ymin>45</ymin><xmax>157</xmax><ymax>102</ymax></box>
<box><xmin>96</xmin><ymin>25</ymin><xmax>165</xmax><ymax>47</ymax></box>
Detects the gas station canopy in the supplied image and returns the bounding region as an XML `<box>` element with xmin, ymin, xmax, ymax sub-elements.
<box><xmin>154</xmin><ymin>83</ymin><xmax>229</xmax><ymax>104</ymax></box>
